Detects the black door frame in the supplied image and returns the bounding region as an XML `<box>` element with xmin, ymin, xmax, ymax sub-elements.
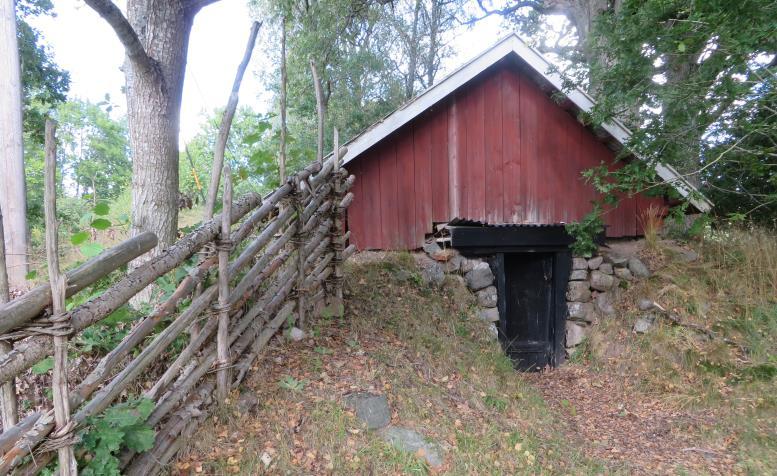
<box><xmin>449</xmin><ymin>225</ymin><xmax>572</xmax><ymax>368</ymax></box>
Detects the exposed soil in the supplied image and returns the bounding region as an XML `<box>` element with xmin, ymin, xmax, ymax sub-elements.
<box><xmin>526</xmin><ymin>364</ymin><xmax>739</xmax><ymax>475</ymax></box>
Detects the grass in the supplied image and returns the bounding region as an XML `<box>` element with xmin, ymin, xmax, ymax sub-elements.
<box><xmin>175</xmin><ymin>226</ymin><xmax>776</xmax><ymax>474</ymax></box>
<box><xmin>582</xmin><ymin>226</ymin><xmax>777</xmax><ymax>474</ymax></box>
<box><xmin>177</xmin><ymin>252</ymin><xmax>604</xmax><ymax>474</ymax></box>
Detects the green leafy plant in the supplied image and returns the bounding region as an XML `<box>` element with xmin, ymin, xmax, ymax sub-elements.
<box><xmin>565</xmin><ymin>206</ymin><xmax>605</xmax><ymax>258</ymax></box>
<box><xmin>278</xmin><ymin>375</ymin><xmax>307</xmax><ymax>392</ymax></box>
<box><xmin>78</xmin><ymin>398</ymin><xmax>156</xmax><ymax>476</ymax></box>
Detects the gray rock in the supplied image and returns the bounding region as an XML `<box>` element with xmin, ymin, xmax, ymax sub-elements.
<box><xmin>443</xmin><ymin>253</ymin><xmax>465</xmax><ymax>273</ymax></box>
<box><xmin>464</xmin><ymin>262</ymin><xmax>494</xmax><ymax>291</ymax></box>
<box><xmin>567</xmin><ymin>301</ymin><xmax>594</xmax><ymax>323</ymax></box>
<box><xmin>236</xmin><ymin>392</ymin><xmax>259</xmax><ymax>414</ymax></box>
<box><xmin>566</xmin><ymin>281</ymin><xmax>591</xmax><ymax>302</ymax></box>
<box><xmin>344</xmin><ymin>393</ymin><xmax>391</xmax><ymax>430</ymax></box>
<box><xmin>599</xmin><ymin>263</ymin><xmax>614</xmax><ymax>275</ymax></box>
<box><xmin>588</xmin><ymin>256</ymin><xmax>603</xmax><ymax>270</ymax></box>
<box><xmin>422</xmin><ymin>241</ymin><xmax>441</xmax><ymax>256</ymax></box>
<box><xmin>380</xmin><ymin>427</ymin><xmax>443</xmax><ymax>468</ymax></box>
<box><xmin>614</xmin><ymin>267</ymin><xmax>633</xmax><ymax>281</ymax></box>
<box><xmin>487</xmin><ymin>324</ymin><xmax>499</xmax><ymax>340</ymax></box>
<box><xmin>637</xmin><ymin>298</ymin><xmax>655</xmax><ymax>311</ymax></box>
<box><xmin>590</xmin><ymin>271</ymin><xmax>615</xmax><ymax>291</ymax></box>
<box><xmin>460</xmin><ymin>258</ymin><xmax>479</xmax><ymax>274</ymax></box>
<box><xmin>420</xmin><ymin>261</ymin><xmax>445</xmax><ymax>287</ymax></box>
<box><xmin>288</xmin><ymin>327</ymin><xmax>306</xmax><ymax>341</ymax></box>
<box><xmin>628</xmin><ymin>257</ymin><xmax>650</xmax><ymax>278</ymax></box>
<box><xmin>566</xmin><ymin>321</ymin><xmax>588</xmax><ymax>348</ymax></box>
<box><xmin>678</xmin><ymin>249</ymin><xmax>699</xmax><ymax>263</ymax></box>
<box><xmin>606</xmin><ymin>254</ymin><xmax>629</xmax><ymax>267</ymax></box>
<box><xmin>572</xmin><ymin>257</ymin><xmax>588</xmax><ymax>270</ymax></box>
<box><xmin>478</xmin><ymin>307</ymin><xmax>500</xmax><ymax>323</ymax></box>
<box><xmin>476</xmin><ymin>286</ymin><xmax>498</xmax><ymax>307</ymax></box>
<box><xmin>595</xmin><ymin>292</ymin><xmax>615</xmax><ymax>316</ymax></box>
<box><xmin>633</xmin><ymin>315</ymin><xmax>655</xmax><ymax>334</ymax></box>
<box><xmin>569</xmin><ymin>269</ymin><xmax>588</xmax><ymax>281</ymax></box>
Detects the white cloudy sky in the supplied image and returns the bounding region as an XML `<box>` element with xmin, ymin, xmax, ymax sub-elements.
<box><xmin>31</xmin><ymin>1</ymin><xmax>504</xmax><ymax>144</ymax></box>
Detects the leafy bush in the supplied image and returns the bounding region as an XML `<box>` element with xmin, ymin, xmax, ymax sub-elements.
<box><xmin>78</xmin><ymin>398</ymin><xmax>156</xmax><ymax>475</ymax></box>
<box><xmin>565</xmin><ymin>207</ymin><xmax>604</xmax><ymax>258</ymax></box>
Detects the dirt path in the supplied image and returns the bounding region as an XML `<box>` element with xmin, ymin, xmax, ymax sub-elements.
<box><xmin>525</xmin><ymin>365</ymin><xmax>739</xmax><ymax>475</ymax></box>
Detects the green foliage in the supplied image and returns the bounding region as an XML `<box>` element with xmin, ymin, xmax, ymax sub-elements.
<box><xmin>78</xmin><ymin>398</ymin><xmax>156</xmax><ymax>475</ymax></box>
<box><xmin>565</xmin><ymin>206</ymin><xmax>605</xmax><ymax>258</ymax></box>
<box><xmin>31</xmin><ymin>356</ymin><xmax>54</xmax><ymax>375</ymax></box>
<box><xmin>586</xmin><ymin>0</ymin><xmax>777</xmax><ymax>224</ymax></box>
<box><xmin>278</xmin><ymin>375</ymin><xmax>307</xmax><ymax>392</ymax></box>
<box><xmin>74</xmin><ymin>306</ymin><xmax>136</xmax><ymax>355</ymax></box>
<box><xmin>16</xmin><ymin>0</ymin><xmax>70</xmax><ymax>143</ymax></box>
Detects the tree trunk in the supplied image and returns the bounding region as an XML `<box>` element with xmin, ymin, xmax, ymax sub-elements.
<box><xmin>0</xmin><ymin>0</ymin><xmax>28</xmax><ymax>288</ymax></box>
<box><xmin>310</xmin><ymin>59</ymin><xmax>326</xmax><ymax>163</ymax></box>
<box><xmin>124</xmin><ymin>1</ymin><xmax>192</xmax><ymax>252</ymax></box>
<box><xmin>405</xmin><ymin>0</ymin><xmax>423</xmax><ymax>99</ymax></box>
<box><xmin>279</xmin><ymin>18</ymin><xmax>287</xmax><ymax>183</ymax></box>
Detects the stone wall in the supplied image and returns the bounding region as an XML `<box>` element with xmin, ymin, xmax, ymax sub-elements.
<box><xmin>565</xmin><ymin>252</ymin><xmax>650</xmax><ymax>353</ymax></box>
<box><xmin>418</xmin><ymin>242</ymin><xmax>499</xmax><ymax>339</ymax></box>
<box><xmin>417</xmin><ymin>240</ymin><xmax>652</xmax><ymax>358</ymax></box>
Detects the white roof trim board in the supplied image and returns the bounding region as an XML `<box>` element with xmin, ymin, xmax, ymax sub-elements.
<box><xmin>341</xmin><ymin>33</ymin><xmax>712</xmax><ymax>213</ymax></box>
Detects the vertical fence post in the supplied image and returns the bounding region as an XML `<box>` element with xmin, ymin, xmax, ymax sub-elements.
<box><xmin>329</xmin><ymin>129</ymin><xmax>345</xmax><ymax>301</ymax></box>
<box><xmin>293</xmin><ymin>179</ymin><xmax>306</xmax><ymax>329</ymax></box>
<box><xmin>216</xmin><ymin>164</ymin><xmax>233</xmax><ymax>401</ymax></box>
<box><xmin>44</xmin><ymin>119</ymin><xmax>77</xmax><ymax>475</ymax></box>
<box><xmin>0</xmin><ymin>204</ymin><xmax>18</xmax><ymax>428</ymax></box>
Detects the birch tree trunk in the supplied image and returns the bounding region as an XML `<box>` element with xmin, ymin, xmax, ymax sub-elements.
<box><xmin>0</xmin><ymin>0</ymin><xmax>28</xmax><ymax>288</ymax></box>
<box><xmin>279</xmin><ymin>18</ymin><xmax>288</xmax><ymax>183</ymax></box>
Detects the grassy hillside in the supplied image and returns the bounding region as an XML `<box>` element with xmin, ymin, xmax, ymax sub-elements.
<box><xmin>177</xmin><ymin>229</ymin><xmax>776</xmax><ymax>474</ymax></box>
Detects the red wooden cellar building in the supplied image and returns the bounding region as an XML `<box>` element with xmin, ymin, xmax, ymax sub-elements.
<box><xmin>341</xmin><ymin>34</ymin><xmax>710</xmax><ymax>251</ymax></box>
<box><xmin>338</xmin><ymin>35</ymin><xmax>710</xmax><ymax>369</ymax></box>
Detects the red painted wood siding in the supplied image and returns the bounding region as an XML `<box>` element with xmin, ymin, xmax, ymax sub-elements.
<box><xmin>348</xmin><ymin>64</ymin><xmax>665</xmax><ymax>250</ymax></box>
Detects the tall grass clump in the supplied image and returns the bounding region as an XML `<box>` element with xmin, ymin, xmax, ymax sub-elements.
<box><xmin>638</xmin><ymin>204</ymin><xmax>666</xmax><ymax>250</ymax></box>
<box><xmin>702</xmin><ymin>226</ymin><xmax>777</xmax><ymax>313</ymax></box>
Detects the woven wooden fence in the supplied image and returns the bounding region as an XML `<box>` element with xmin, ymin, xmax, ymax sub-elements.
<box><xmin>0</xmin><ymin>120</ymin><xmax>354</xmax><ymax>475</ymax></box>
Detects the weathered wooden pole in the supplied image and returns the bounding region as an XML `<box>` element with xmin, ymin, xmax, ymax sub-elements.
<box><xmin>216</xmin><ymin>164</ymin><xmax>233</xmax><ymax>400</ymax></box>
<box><xmin>43</xmin><ymin>119</ymin><xmax>77</xmax><ymax>475</ymax></box>
<box><xmin>204</xmin><ymin>21</ymin><xmax>261</xmax><ymax>220</ymax></box>
<box><xmin>330</xmin><ymin>128</ymin><xmax>345</xmax><ymax>300</ymax></box>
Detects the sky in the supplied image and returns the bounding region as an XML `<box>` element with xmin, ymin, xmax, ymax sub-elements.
<box><xmin>31</xmin><ymin>1</ymin><xmax>504</xmax><ymax>145</ymax></box>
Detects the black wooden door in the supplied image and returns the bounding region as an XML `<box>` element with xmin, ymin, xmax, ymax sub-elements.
<box><xmin>502</xmin><ymin>252</ymin><xmax>555</xmax><ymax>371</ymax></box>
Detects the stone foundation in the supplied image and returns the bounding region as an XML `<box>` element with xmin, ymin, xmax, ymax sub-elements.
<box><xmin>565</xmin><ymin>250</ymin><xmax>650</xmax><ymax>353</ymax></box>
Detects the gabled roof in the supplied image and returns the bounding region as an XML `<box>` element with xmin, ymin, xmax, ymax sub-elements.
<box><xmin>341</xmin><ymin>33</ymin><xmax>712</xmax><ymax>212</ymax></box>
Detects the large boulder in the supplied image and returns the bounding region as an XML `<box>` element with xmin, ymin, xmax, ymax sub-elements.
<box><xmin>587</xmin><ymin>256</ymin><xmax>603</xmax><ymax>270</ymax></box>
<box><xmin>478</xmin><ymin>307</ymin><xmax>500</xmax><ymax>323</ymax></box>
<box><xmin>566</xmin><ymin>281</ymin><xmax>591</xmax><ymax>302</ymax></box>
<box><xmin>567</xmin><ymin>302</ymin><xmax>594</xmax><ymax>323</ymax></box>
<box><xmin>590</xmin><ymin>270</ymin><xmax>615</xmax><ymax>291</ymax></box>
<box><xmin>464</xmin><ymin>262</ymin><xmax>494</xmax><ymax>291</ymax></box>
<box><xmin>422</xmin><ymin>241</ymin><xmax>441</xmax><ymax>256</ymax></box>
<box><xmin>595</xmin><ymin>292</ymin><xmax>615</xmax><ymax>316</ymax></box>
<box><xmin>572</xmin><ymin>257</ymin><xmax>588</xmax><ymax>270</ymax></box>
<box><xmin>344</xmin><ymin>393</ymin><xmax>391</xmax><ymax>430</ymax></box>
<box><xmin>606</xmin><ymin>254</ymin><xmax>629</xmax><ymax>267</ymax></box>
<box><xmin>614</xmin><ymin>267</ymin><xmax>633</xmax><ymax>281</ymax></box>
<box><xmin>476</xmin><ymin>286</ymin><xmax>498</xmax><ymax>307</ymax></box>
<box><xmin>628</xmin><ymin>257</ymin><xmax>650</xmax><ymax>278</ymax></box>
<box><xmin>420</xmin><ymin>260</ymin><xmax>445</xmax><ymax>287</ymax></box>
<box><xmin>598</xmin><ymin>263</ymin><xmax>614</xmax><ymax>275</ymax></box>
<box><xmin>566</xmin><ymin>321</ymin><xmax>588</xmax><ymax>348</ymax></box>
<box><xmin>570</xmin><ymin>269</ymin><xmax>588</xmax><ymax>281</ymax></box>
<box><xmin>380</xmin><ymin>427</ymin><xmax>443</xmax><ymax>468</ymax></box>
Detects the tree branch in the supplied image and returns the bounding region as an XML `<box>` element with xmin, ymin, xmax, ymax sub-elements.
<box><xmin>82</xmin><ymin>0</ymin><xmax>156</xmax><ymax>74</ymax></box>
<box><xmin>186</xmin><ymin>0</ymin><xmax>223</xmax><ymax>16</ymax></box>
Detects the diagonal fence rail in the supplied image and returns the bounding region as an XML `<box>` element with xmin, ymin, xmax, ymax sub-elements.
<box><xmin>0</xmin><ymin>122</ymin><xmax>354</xmax><ymax>475</ymax></box>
